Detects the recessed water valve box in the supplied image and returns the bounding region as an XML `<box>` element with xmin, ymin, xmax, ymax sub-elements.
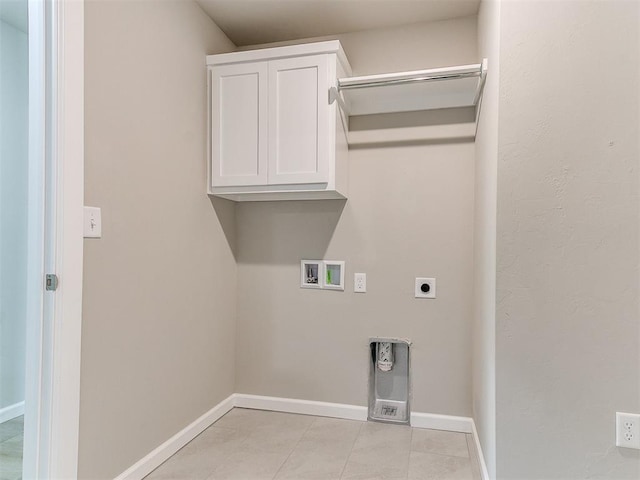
<box><xmin>415</xmin><ymin>277</ymin><xmax>436</xmax><ymax>298</ymax></box>
<box><xmin>323</xmin><ymin>261</ymin><xmax>345</xmax><ymax>290</ymax></box>
<box><xmin>301</xmin><ymin>260</ymin><xmax>323</xmax><ymax>289</ymax></box>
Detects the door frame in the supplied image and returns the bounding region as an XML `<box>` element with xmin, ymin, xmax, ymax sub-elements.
<box><xmin>23</xmin><ymin>0</ymin><xmax>84</xmax><ymax>478</ymax></box>
<box><xmin>49</xmin><ymin>0</ymin><xmax>84</xmax><ymax>476</ymax></box>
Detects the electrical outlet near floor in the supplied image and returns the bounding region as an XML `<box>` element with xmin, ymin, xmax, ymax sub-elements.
<box><xmin>616</xmin><ymin>412</ymin><xmax>640</xmax><ymax>449</ymax></box>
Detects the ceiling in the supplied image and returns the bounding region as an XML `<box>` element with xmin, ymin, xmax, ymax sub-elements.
<box><xmin>197</xmin><ymin>0</ymin><xmax>480</xmax><ymax>47</ymax></box>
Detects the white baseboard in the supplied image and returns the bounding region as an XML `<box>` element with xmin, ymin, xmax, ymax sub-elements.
<box><xmin>233</xmin><ymin>394</ymin><xmax>368</xmax><ymax>421</ymax></box>
<box><xmin>410</xmin><ymin>411</ymin><xmax>473</xmax><ymax>433</ymax></box>
<box><xmin>471</xmin><ymin>419</ymin><xmax>491</xmax><ymax>480</ymax></box>
<box><xmin>115</xmin><ymin>393</ymin><xmax>487</xmax><ymax>480</ymax></box>
<box><xmin>235</xmin><ymin>394</ymin><xmax>473</xmax><ymax>434</ymax></box>
<box><xmin>0</xmin><ymin>401</ymin><xmax>25</xmax><ymax>424</ymax></box>
<box><xmin>114</xmin><ymin>394</ymin><xmax>235</xmax><ymax>480</ymax></box>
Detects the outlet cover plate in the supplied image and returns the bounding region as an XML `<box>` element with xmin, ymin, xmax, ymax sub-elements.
<box><xmin>354</xmin><ymin>273</ymin><xmax>366</xmax><ymax>293</ymax></box>
<box><xmin>415</xmin><ymin>277</ymin><xmax>436</xmax><ymax>299</ymax></box>
<box><xmin>616</xmin><ymin>412</ymin><xmax>640</xmax><ymax>449</ymax></box>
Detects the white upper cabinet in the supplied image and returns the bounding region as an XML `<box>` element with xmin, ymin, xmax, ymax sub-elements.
<box><xmin>210</xmin><ymin>62</ymin><xmax>268</xmax><ymax>187</ymax></box>
<box><xmin>207</xmin><ymin>41</ymin><xmax>352</xmax><ymax>202</ymax></box>
<box><xmin>268</xmin><ymin>55</ymin><xmax>329</xmax><ymax>186</ymax></box>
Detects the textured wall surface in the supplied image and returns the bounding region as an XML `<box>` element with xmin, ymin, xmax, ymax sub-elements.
<box><xmin>80</xmin><ymin>2</ymin><xmax>236</xmax><ymax>478</ymax></box>
<box><xmin>473</xmin><ymin>0</ymin><xmax>499</xmax><ymax>476</ymax></box>
<box><xmin>235</xmin><ymin>17</ymin><xmax>478</xmax><ymax>417</ymax></box>
<box><xmin>496</xmin><ymin>1</ymin><xmax>640</xmax><ymax>478</ymax></box>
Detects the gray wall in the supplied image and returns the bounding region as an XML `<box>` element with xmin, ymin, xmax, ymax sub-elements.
<box><xmin>80</xmin><ymin>1</ymin><xmax>237</xmax><ymax>478</ymax></box>
<box><xmin>0</xmin><ymin>17</ymin><xmax>28</xmax><ymax>412</ymax></box>
<box><xmin>473</xmin><ymin>0</ymin><xmax>499</xmax><ymax>477</ymax></box>
<box><xmin>240</xmin><ymin>16</ymin><xmax>478</xmax><ymax>77</ymax></box>
<box><xmin>496</xmin><ymin>1</ymin><xmax>640</xmax><ymax>478</ymax></box>
<box><xmin>235</xmin><ymin>16</ymin><xmax>478</xmax><ymax>417</ymax></box>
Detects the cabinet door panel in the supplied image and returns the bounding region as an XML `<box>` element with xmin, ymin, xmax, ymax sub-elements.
<box><xmin>268</xmin><ymin>55</ymin><xmax>329</xmax><ymax>185</ymax></box>
<box><xmin>211</xmin><ymin>63</ymin><xmax>268</xmax><ymax>187</ymax></box>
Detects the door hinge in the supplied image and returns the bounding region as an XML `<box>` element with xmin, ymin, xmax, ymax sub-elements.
<box><xmin>45</xmin><ymin>273</ymin><xmax>59</xmax><ymax>291</ymax></box>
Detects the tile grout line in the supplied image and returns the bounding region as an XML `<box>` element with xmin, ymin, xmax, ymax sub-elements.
<box><xmin>202</xmin><ymin>412</ymin><xmax>256</xmax><ymax>480</ymax></box>
<box><xmin>465</xmin><ymin>433</ymin><xmax>483</xmax><ymax>480</ymax></box>
<box><xmin>337</xmin><ymin>420</ymin><xmax>365</xmax><ymax>480</ymax></box>
<box><xmin>411</xmin><ymin>428</ymin><xmax>472</xmax><ymax>459</ymax></box>
<box><xmin>208</xmin><ymin>424</ymin><xmax>243</xmax><ymax>432</ymax></box>
<box><xmin>409</xmin><ymin>449</ymin><xmax>471</xmax><ymax>460</ymax></box>
<box><xmin>270</xmin><ymin>416</ymin><xmax>318</xmax><ymax>480</ymax></box>
<box><xmin>405</xmin><ymin>426</ymin><xmax>413</xmax><ymax>480</ymax></box>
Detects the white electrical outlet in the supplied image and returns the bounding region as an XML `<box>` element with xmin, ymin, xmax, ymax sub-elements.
<box><xmin>354</xmin><ymin>273</ymin><xmax>366</xmax><ymax>293</ymax></box>
<box><xmin>616</xmin><ymin>412</ymin><xmax>640</xmax><ymax>449</ymax></box>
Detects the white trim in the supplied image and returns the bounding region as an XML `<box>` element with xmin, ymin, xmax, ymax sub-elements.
<box><xmin>233</xmin><ymin>394</ymin><xmax>474</xmax><ymax>434</ymax></box>
<box><xmin>23</xmin><ymin>2</ymin><xmax>85</xmax><ymax>477</ymax></box>
<box><xmin>206</xmin><ymin>40</ymin><xmax>348</xmax><ymax>69</ymax></box>
<box><xmin>47</xmin><ymin>0</ymin><xmax>85</xmax><ymax>478</ymax></box>
<box><xmin>0</xmin><ymin>402</ymin><xmax>25</xmax><ymax>424</ymax></box>
<box><xmin>410</xmin><ymin>411</ymin><xmax>473</xmax><ymax>433</ymax></box>
<box><xmin>234</xmin><ymin>394</ymin><xmax>368</xmax><ymax>422</ymax></box>
<box><xmin>23</xmin><ymin>0</ymin><xmax>50</xmax><ymax>477</ymax></box>
<box><xmin>471</xmin><ymin>419</ymin><xmax>491</xmax><ymax>480</ymax></box>
<box><xmin>114</xmin><ymin>395</ymin><xmax>236</xmax><ymax>480</ymax></box>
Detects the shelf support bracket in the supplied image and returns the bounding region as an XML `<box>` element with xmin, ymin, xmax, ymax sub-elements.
<box><xmin>329</xmin><ymin>87</ymin><xmax>348</xmax><ymax>114</ymax></box>
<box><xmin>472</xmin><ymin>58</ymin><xmax>488</xmax><ymax>106</ymax></box>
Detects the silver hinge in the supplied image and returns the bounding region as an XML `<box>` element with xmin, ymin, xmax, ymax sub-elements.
<box><xmin>45</xmin><ymin>274</ymin><xmax>59</xmax><ymax>291</ymax></box>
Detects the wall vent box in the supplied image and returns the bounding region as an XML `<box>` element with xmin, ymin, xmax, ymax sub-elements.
<box><xmin>368</xmin><ymin>338</ymin><xmax>411</xmax><ymax>425</ymax></box>
<box><xmin>323</xmin><ymin>261</ymin><xmax>345</xmax><ymax>290</ymax></box>
<box><xmin>301</xmin><ymin>260</ymin><xmax>323</xmax><ymax>288</ymax></box>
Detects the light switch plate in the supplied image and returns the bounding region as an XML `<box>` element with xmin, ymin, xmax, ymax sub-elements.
<box><xmin>83</xmin><ymin>206</ymin><xmax>102</xmax><ymax>238</ymax></box>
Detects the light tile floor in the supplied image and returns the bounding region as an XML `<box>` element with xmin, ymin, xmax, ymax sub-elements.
<box><xmin>146</xmin><ymin>408</ymin><xmax>482</xmax><ymax>480</ymax></box>
<box><xmin>0</xmin><ymin>416</ymin><xmax>23</xmax><ymax>480</ymax></box>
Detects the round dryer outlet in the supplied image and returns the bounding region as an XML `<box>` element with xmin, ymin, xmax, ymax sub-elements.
<box><xmin>415</xmin><ymin>277</ymin><xmax>436</xmax><ymax>299</ymax></box>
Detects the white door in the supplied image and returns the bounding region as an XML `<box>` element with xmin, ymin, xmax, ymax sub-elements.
<box><xmin>268</xmin><ymin>55</ymin><xmax>329</xmax><ymax>185</ymax></box>
<box><xmin>210</xmin><ymin>62</ymin><xmax>268</xmax><ymax>187</ymax></box>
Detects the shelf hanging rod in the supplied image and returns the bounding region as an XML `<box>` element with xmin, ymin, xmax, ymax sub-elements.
<box><xmin>338</xmin><ymin>68</ymin><xmax>482</xmax><ymax>91</ymax></box>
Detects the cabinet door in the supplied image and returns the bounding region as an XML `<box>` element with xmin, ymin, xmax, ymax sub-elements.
<box><xmin>268</xmin><ymin>55</ymin><xmax>329</xmax><ymax>185</ymax></box>
<box><xmin>211</xmin><ymin>62</ymin><xmax>268</xmax><ymax>187</ymax></box>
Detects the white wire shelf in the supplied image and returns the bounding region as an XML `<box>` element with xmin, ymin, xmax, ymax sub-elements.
<box><xmin>332</xmin><ymin>59</ymin><xmax>487</xmax><ymax>116</ymax></box>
